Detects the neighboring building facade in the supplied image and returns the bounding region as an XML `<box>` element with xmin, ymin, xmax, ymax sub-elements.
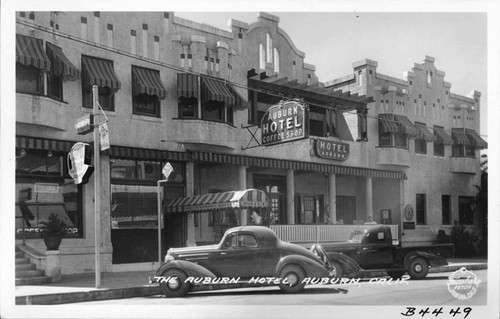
<box><xmin>15</xmin><ymin>12</ymin><xmax>486</xmax><ymax>274</ymax></box>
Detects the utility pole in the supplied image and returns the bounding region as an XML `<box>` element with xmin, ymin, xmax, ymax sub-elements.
<box><xmin>92</xmin><ymin>85</ymin><xmax>101</xmax><ymax>288</ymax></box>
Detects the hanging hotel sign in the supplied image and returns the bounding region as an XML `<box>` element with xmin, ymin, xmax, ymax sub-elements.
<box><xmin>314</xmin><ymin>138</ymin><xmax>350</xmax><ymax>161</ymax></box>
<box><xmin>261</xmin><ymin>100</ymin><xmax>308</xmax><ymax>146</ymax></box>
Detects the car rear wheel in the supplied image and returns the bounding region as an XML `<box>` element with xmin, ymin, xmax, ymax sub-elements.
<box><xmin>159</xmin><ymin>269</ymin><xmax>191</xmax><ymax>297</ymax></box>
<box><xmin>407</xmin><ymin>257</ymin><xmax>429</xmax><ymax>280</ymax></box>
<box><xmin>279</xmin><ymin>265</ymin><xmax>306</xmax><ymax>294</ymax></box>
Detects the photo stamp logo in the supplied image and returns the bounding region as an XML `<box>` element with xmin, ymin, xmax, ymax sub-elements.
<box><xmin>447</xmin><ymin>267</ymin><xmax>481</xmax><ymax>300</ymax></box>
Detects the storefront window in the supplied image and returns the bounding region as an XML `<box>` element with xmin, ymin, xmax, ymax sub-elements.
<box><xmin>15</xmin><ymin>149</ymin><xmax>83</xmax><ymax>239</ymax></box>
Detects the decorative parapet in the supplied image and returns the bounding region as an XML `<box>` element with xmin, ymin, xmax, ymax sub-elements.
<box><xmin>375</xmin><ymin>73</ymin><xmax>409</xmax><ymax>86</ymax></box>
<box><xmin>352</xmin><ymin>59</ymin><xmax>378</xmax><ymax>69</ymax></box>
<box><xmin>436</xmin><ymin>69</ymin><xmax>445</xmax><ymax>77</ymax></box>
<box><xmin>403</xmin><ymin>71</ymin><xmax>415</xmax><ymax>80</ymax></box>
<box><xmin>304</xmin><ymin>63</ymin><xmax>316</xmax><ymax>71</ymax></box>
<box><xmin>444</xmin><ymin>81</ymin><xmax>452</xmax><ymax>88</ymax></box>
<box><xmin>217</xmin><ymin>41</ymin><xmax>229</xmax><ymax>50</ymax></box>
<box><xmin>230</xmin><ymin>19</ymin><xmax>249</xmax><ymax>30</ymax></box>
<box><xmin>424</xmin><ymin>55</ymin><xmax>435</xmax><ymax>63</ymax></box>
<box><xmin>259</xmin><ymin>12</ymin><xmax>280</xmax><ymax>23</ymax></box>
<box><xmin>173</xmin><ymin>15</ymin><xmax>233</xmax><ymax>39</ymax></box>
<box><xmin>324</xmin><ymin>74</ymin><xmax>356</xmax><ymax>87</ymax></box>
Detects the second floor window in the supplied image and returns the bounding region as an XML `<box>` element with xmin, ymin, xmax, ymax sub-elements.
<box><xmin>81</xmin><ymin>55</ymin><xmax>120</xmax><ymax>111</ymax></box>
<box><xmin>177</xmin><ymin>73</ymin><xmax>241</xmax><ymax>125</ymax></box>
<box><xmin>131</xmin><ymin>66</ymin><xmax>167</xmax><ymax>117</ymax></box>
<box><xmin>16</xmin><ymin>63</ymin><xmax>43</xmax><ymax>95</ymax></box>
<box><xmin>378</xmin><ymin>114</ymin><xmax>408</xmax><ymax>149</ymax></box>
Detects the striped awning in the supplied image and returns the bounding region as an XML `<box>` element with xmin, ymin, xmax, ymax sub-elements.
<box><xmin>465</xmin><ymin>129</ymin><xmax>487</xmax><ymax>149</ymax></box>
<box><xmin>16</xmin><ymin>34</ymin><xmax>51</xmax><ymax>71</ymax></box>
<box><xmin>109</xmin><ymin>145</ymin><xmax>189</xmax><ymax>161</ymax></box>
<box><xmin>82</xmin><ymin>55</ymin><xmax>121</xmax><ymax>92</ymax></box>
<box><xmin>191</xmin><ymin>151</ymin><xmax>407</xmax><ymax>180</ymax></box>
<box><xmin>166</xmin><ymin>189</ymin><xmax>269</xmax><ymax>213</ymax></box>
<box><xmin>379</xmin><ymin>114</ymin><xmax>399</xmax><ymax>133</ymax></box>
<box><xmin>201</xmin><ymin>77</ymin><xmax>235</xmax><ymax>105</ymax></box>
<box><xmin>46</xmin><ymin>42</ymin><xmax>80</xmax><ymax>81</ymax></box>
<box><xmin>16</xmin><ymin>136</ymin><xmax>75</xmax><ymax>152</ymax></box>
<box><xmin>132</xmin><ymin>66</ymin><xmax>167</xmax><ymax>99</ymax></box>
<box><xmin>226</xmin><ymin>84</ymin><xmax>248</xmax><ymax>110</ymax></box>
<box><xmin>177</xmin><ymin>73</ymin><xmax>198</xmax><ymax>99</ymax></box>
<box><xmin>394</xmin><ymin>115</ymin><xmax>419</xmax><ymax>137</ymax></box>
<box><xmin>415</xmin><ymin>122</ymin><xmax>437</xmax><ymax>142</ymax></box>
<box><xmin>451</xmin><ymin>128</ymin><xmax>471</xmax><ymax>146</ymax></box>
<box><xmin>433</xmin><ymin>126</ymin><xmax>453</xmax><ymax>145</ymax></box>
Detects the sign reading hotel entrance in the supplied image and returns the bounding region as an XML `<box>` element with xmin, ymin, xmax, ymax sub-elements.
<box><xmin>261</xmin><ymin>100</ymin><xmax>308</xmax><ymax>146</ymax></box>
<box><xmin>67</xmin><ymin>142</ymin><xmax>94</xmax><ymax>185</ymax></box>
<box><xmin>314</xmin><ymin>138</ymin><xmax>350</xmax><ymax>161</ymax></box>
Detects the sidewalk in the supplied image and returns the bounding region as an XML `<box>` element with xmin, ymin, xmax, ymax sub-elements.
<box><xmin>15</xmin><ymin>258</ymin><xmax>487</xmax><ymax>305</ymax></box>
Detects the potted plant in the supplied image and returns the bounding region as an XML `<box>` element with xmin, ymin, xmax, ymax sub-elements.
<box><xmin>39</xmin><ymin>213</ymin><xmax>67</xmax><ymax>250</ymax></box>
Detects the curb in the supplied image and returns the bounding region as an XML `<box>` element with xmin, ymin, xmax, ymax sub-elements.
<box><xmin>15</xmin><ymin>264</ymin><xmax>487</xmax><ymax>305</ymax></box>
<box><xmin>16</xmin><ymin>286</ymin><xmax>161</xmax><ymax>305</ymax></box>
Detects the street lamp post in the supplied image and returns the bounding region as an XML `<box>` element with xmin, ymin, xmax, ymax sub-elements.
<box><xmin>92</xmin><ymin>85</ymin><xmax>101</xmax><ymax>288</ymax></box>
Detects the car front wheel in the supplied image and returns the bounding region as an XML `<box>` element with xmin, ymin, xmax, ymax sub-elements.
<box><xmin>279</xmin><ymin>265</ymin><xmax>306</xmax><ymax>294</ymax></box>
<box><xmin>159</xmin><ymin>269</ymin><xmax>191</xmax><ymax>297</ymax></box>
<box><xmin>407</xmin><ymin>257</ymin><xmax>429</xmax><ymax>280</ymax></box>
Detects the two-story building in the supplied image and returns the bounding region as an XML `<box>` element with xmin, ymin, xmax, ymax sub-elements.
<box><xmin>15</xmin><ymin>11</ymin><xmax>485</xmax><ymax>274</ymax></box>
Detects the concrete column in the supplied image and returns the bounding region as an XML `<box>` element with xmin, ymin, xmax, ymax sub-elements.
<box><xmin>45</xmin><ymin>251</ymin><xmax>61</xmax><ymax>283</ymax></box>
<box><xmin>286</xmin><ymin>169</ymin><xmax>295</xmax><ymax>224</ymax></box>
<box><xmin>185</xmin><ymin>162</ymin><xmax>196</xmax><ymax>246</ymax></box>
<box><xmin>328</xmin><ymin>174</ymin><xmax>336</xmax><ymax>224</ymax></box>
<box><xmin>366</xmin><ymin>176</ymin><xmax>373</xmax><ymax>221</ymax></box>
<box><xmin>238</xmin><ymin>165</ymin><xmax>248</xmax><ymax>225</ymax></box>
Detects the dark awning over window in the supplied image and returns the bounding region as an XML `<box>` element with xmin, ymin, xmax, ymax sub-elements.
<box><xmin>201</xmin><ymin>77</ymin><xmax>235</xmax><ymax>105</ymax></box>
<box><xmin>226</xmin><ymin>84</ymin><xmax>248</xmax><ymax>110</ymax></box>
<box><xmin>16</xmin><ymin>34</ymin><xmax>51</xmax><ymax>71</ymax></box>
<box><xmin>433</xmin><ymin>126</ymin><xmax>453</xmax><ymax>145</ymax></box>
<box><xmin>394</xmin><ymin>115</ymin><xmax>419</xmax><ymax>137</ymax></box>
<box><xmin>16</xmin><ymin>135</ymin><xmax>75</xmax><ymax>152</ymax></box>
<box><xmin>177</xmin><ymin>73</ymin><xmax>198</xmax><ymax>99</ymax></box>
<box><xmin>415</xmin><ymin>122</ymin><xmax>437</xmax><ymax>142</ymax></box>
<box><xmin>132</xmin><ymin>66</ymin><xmax>167</xmax><ymax>99</ymax></box>
<box><xmin>46</xmin><ymin>42</ymin><xmax>80</xmax><ymax>81</ymax></box>
<box><xmin>451</xmin><ymin>128</ymin><xmax>471</xmax><ymax>146</ymax></box>
<box><xmin>379</xmin><ymin>114</ymin><xmax>399</xmax><ymax>133</ymax></box>
<box><xmin>465</xmin><ymin>129</ymin><xmax>487</xmax><ymax>149</ymax></box>
<box><xmin>82</xmin><ymin>56</ymin><xmax>121</xmax><ymax>92</ymax></box>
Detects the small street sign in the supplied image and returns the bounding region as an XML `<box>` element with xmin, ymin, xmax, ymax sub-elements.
<box><xmin>75</xmin><ymin>114</ymin><xmax>94</xmax><ymax>135</ymax></box>
<box><xmin>99</xmin><ymin>123</ymin><xmax>110</xmax><ymax>151</ymax></box>
<box><xmin>162</xmin><ymin>162</ymin><xmax>174</xmax><ymax>180</ymax></box>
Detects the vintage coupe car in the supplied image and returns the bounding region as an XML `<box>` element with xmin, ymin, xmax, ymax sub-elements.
<box><xmin>151</xmin><ymin>226</ymin><xmax>360</xmax><ymax>297</ymax></box>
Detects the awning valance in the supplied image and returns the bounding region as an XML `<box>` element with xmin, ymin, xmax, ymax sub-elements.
<box><xmin>166</xmin><ymin>189</ymin><xmax>269</xmax><ymax>213</ymax></box>
<box><xmin>379</xmin><ymin>114</ymin><xmax>399</xmax><ymax>133</ymax></box>
<box><xmin>451</xmin><ymin>128</ymin><xmax>471</xmax><ymax>146</ymax></box>
<box><xmin>465</xmin><ymin>129</ymin><xmax>487</xmax><ymax>149</ymax></box>
<box><xmin>177</xmin><ymin>73</ymin><xmax>198</xmax><ymax>99</ymax></box>
<box><xmin>394</xmin><ymin>115</ymin><xmax>419</xmax><ymax>137</ymax></box>
<box><xmin>132</xmin><ymin>66</ymin><xmax>167</xmax><ymax>99</ymax></box>
<box><xmin>415</xmin><ymin>122</ymin><xmax>437</xmax><ymax>142</ymax></box>
<box><xmin>201</xmin><ymin>77</ymin><xmax>235</xmax><ymax>105</ymax></box>
<box><xmin>46</xmin><ymin>42</ymin><xmax>80</xmax><ymax>81</ymax></box>
<box><xmin>16</xmin><ymin>135</ymin><xmax>75</xmax><ymax>152</ymax></box>
<box><xmin>16</xmin><ymin>34</ymin><xmax>51</xmax><ymax>71</ymax></box>
<box><xmin>433</xmin><ymin>126</ymin><xmax>453</xmax><ymax>145</ymax></box>
<box><xmin>82</xmin><ymin>56</ymin><xmax>121</xmax><ymax>92</ymax></box>
<box><xmin>108</xmin><ymin>145</ymin><xmax>189</xmax><ymax>161</ymax></box>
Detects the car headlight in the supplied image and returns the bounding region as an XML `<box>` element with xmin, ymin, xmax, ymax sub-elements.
<box><xmin>164</xmin><ymin>250</ymin><xmax>174</xmax><ymax>263</ymax></box>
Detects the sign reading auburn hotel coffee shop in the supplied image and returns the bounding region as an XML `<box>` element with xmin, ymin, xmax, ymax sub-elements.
<box><xmin>314</xmin><ymin>138</ymin><xmax>350</xmax><ymax>161</ymax></box>
<box><xmin>261</xmin><ymin>100</ymin><xmax>308</xmax><ymax>146</ymax></box>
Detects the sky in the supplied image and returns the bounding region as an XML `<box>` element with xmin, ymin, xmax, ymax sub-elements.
<box><xmin>175</xmin><ymin>11</ymin><xmax>488</xmax><ymax>137</ymax></box>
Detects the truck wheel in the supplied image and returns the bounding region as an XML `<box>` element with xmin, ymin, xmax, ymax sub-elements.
<box><xmin>387</xmin><ymin>271</ymin><xmax>405</xmax><ymax>280</ymax></box>
<box><xmin>330</xmin><ymin>261</ymin><xmax>343</xmax><ymax>279</ymax></box>
<box><xmin>279</xmin><ymin>265</ymin><xmax>306</xmax><ymax>294</ymax></box>
<box><xmin>407</xmin><ymin>257</ymin><xmax>429</xmax><ymax>280</ymax></box>
<box><xmin>159</xmin><ymin>269</ymin><xmax>191</xmax><ymax>297</ymax></box>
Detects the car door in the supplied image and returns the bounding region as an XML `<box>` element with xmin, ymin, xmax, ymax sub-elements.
<box><xmin>210</xmin><ymin>233</ymin><xmax>263</xmax><ymax>278</ymax></box>
<box><xmin>358</xmin><ymin>230</ymin><xmax>393</xmax><ymax>268</ymax></box>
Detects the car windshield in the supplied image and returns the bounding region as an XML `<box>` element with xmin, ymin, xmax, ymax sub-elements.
<box><xmin>349</xmin><ymin>231</ymin><xmax>365</xmax><ymax>243</ymax></box>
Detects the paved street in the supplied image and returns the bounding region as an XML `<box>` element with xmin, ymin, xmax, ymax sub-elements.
<box><xmin>77</xmin><ymin>270</ymin><xmax>487</xmax><ymax>307</ymax></box>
